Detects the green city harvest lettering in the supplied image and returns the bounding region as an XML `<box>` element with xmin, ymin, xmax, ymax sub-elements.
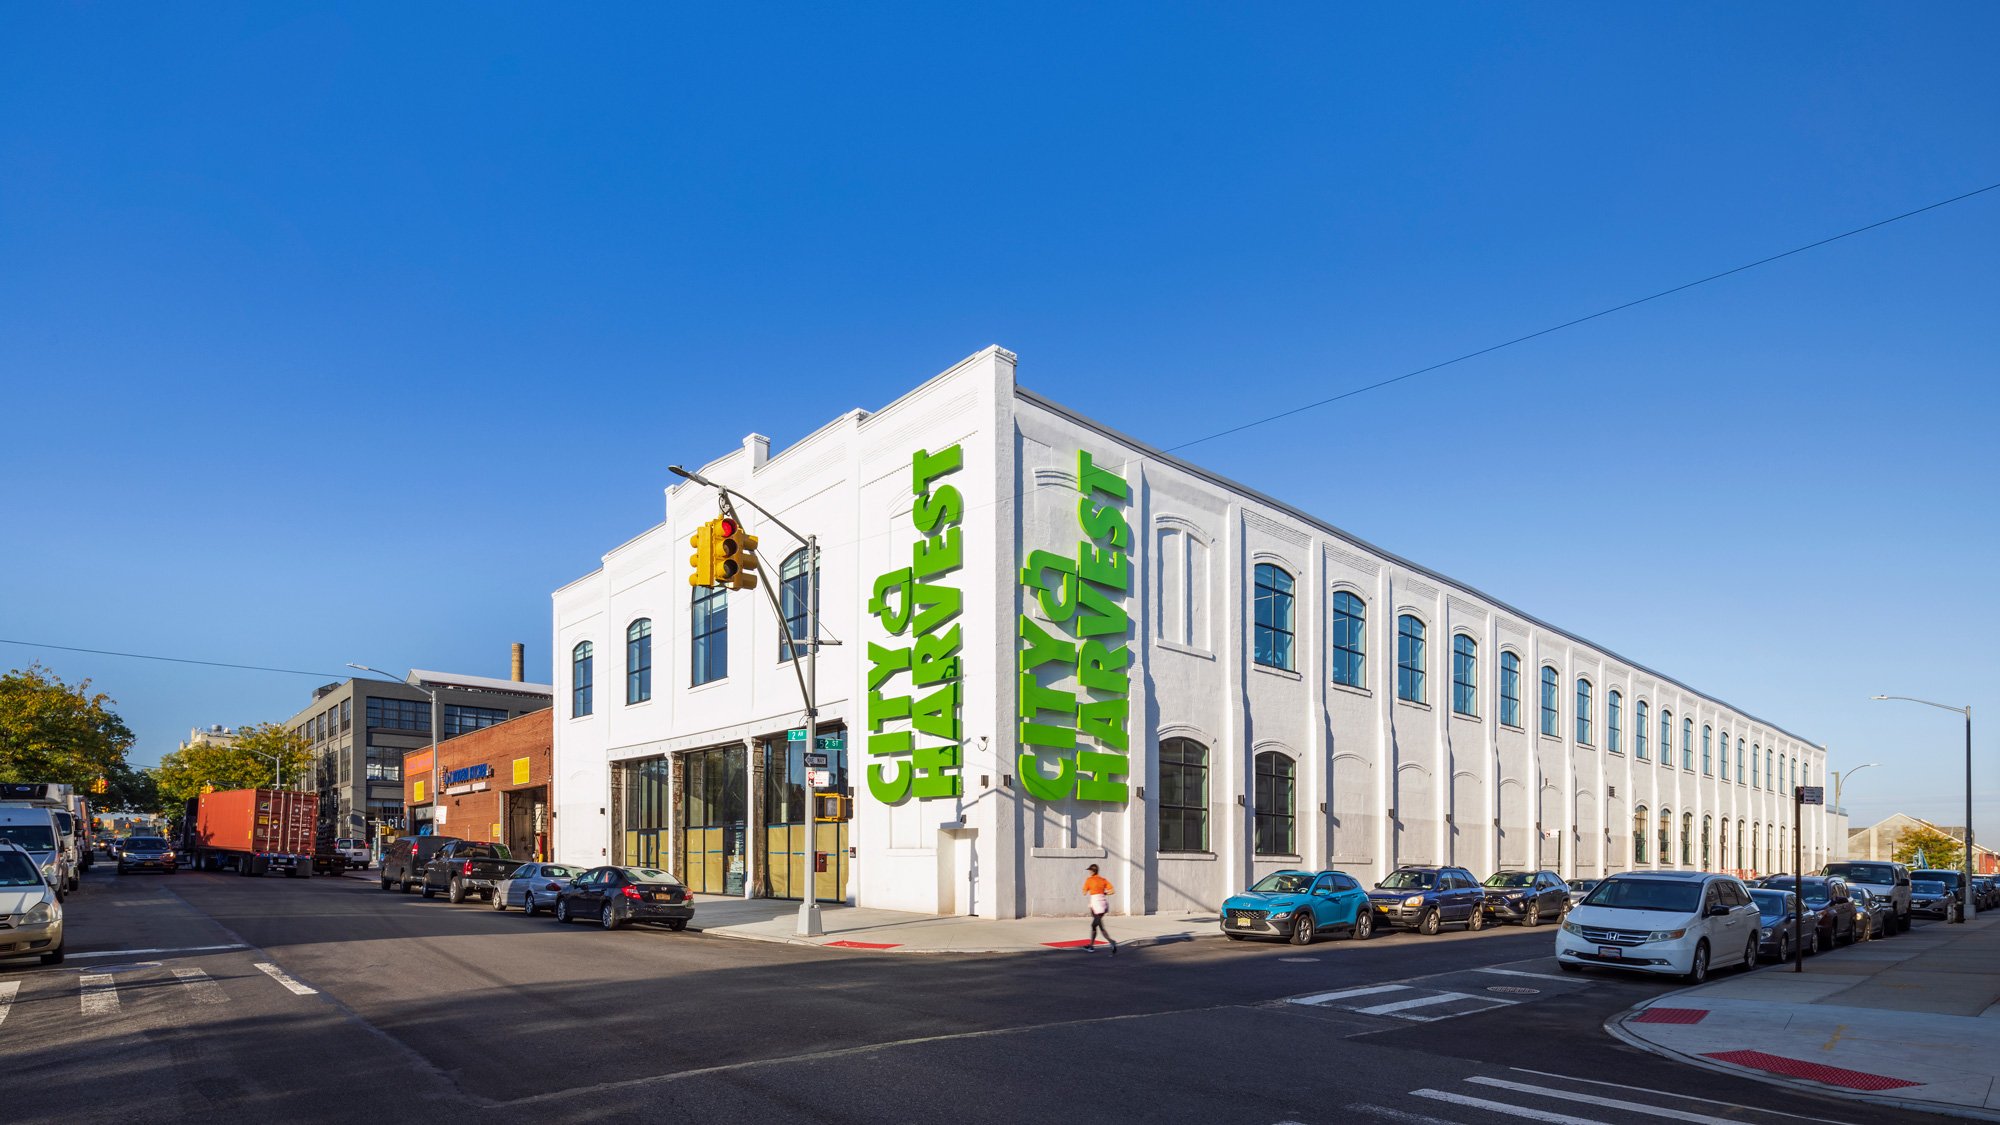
<box><xmin>1016</xmin><ymin>449</ymin><xmax>1131</xmax><ymax>803</ymax></box>
<box><xmin>866</xmin><ymin>444</ymin><xmax>965</xmax><ymax>804</ymax></box>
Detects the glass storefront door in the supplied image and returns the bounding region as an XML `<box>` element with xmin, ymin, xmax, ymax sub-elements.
<box><xmin>762</xmin><ymin>730</ymin><xmax>849</xmax><ymax>902</ymax></box>
<box><xmin>680</xmin><ymin>746</ymin><xmax>747</xmax><ymax>895</ymax></box>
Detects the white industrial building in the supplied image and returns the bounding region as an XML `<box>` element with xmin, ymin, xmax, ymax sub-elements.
<box><xmin>551</xmin><ymin>346</ymin><xmax>1832</xmax><ymax>918</ymax></box>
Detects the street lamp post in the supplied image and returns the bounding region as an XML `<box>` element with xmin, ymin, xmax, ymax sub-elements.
<box><xmin>1872</xmin><ymin>696</ymin><xmax>1975</xmax><ymax>922</ymax></box>
<box><xmin>1832</xmin><ymin>762</ymin><xmax>1880</xmax><ymax>811</ymax></box>
<box><xmin>350</xmin><ymin>663</ymin><xmax>440</xmax><ymax>842</ymax></box>
<box><xmin>242</xmin><ymin>747</ymin><xmax>284</xmax><ymax>789</ymax></box>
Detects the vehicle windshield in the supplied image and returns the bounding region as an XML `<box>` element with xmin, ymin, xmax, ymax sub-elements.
<box><xmin>1913</xmin><ymin>880</ymin><xmax>1947</xmax><ymax>895</ymax></box>
<box><xmin>1914</xmin><ymin>870</ymin><xmax>1963</xmax><ymax>888</ymax></box>
<box><xmin>458</xmin><ymin>844</ymin><xmax>512</xmax><ymax>859</ymax></box>
<box><xmin>1749</xmin><ymin>890</ymin><xmax>1794</xmax><ymax>917</ymax></box>
<box><xmin>623</xmin><ymin>868</ymin><xmax>680</xmax><ymax>884</ymax></box>
<box><xmin>1249</xmin><ymin>872</ymin><xmax>1314</xmax><ymax>894</ymax></box>
<box><xmin>1379</xmin><ymin>870</ymin><xmax>1437</xmax><ymax>891</ymax></box>
<box><xmin>52</xmin><ymin>811</ymin><xmax>75</xmax><ymax>835</ymax></box>
<box><xmin>1484</xmin><ymin>872</ymin><xmax>1535</xmax><ymax>888</ymax></box>
<box><xmin>1582</xmin><ymin>878</ymin><xmax>1703</xmax><ymax>913</ymax></box>
<box><xmin>0</xmin><ymin>825</ymin><xmax>56</xmax><ymax>851</ymax></box>
<box><xmin>125</xmin><ymin>838</ymin><xmax>168</xmax><ymax>849</ymax></box>
<box><xmin>0</xmin><ymin>852</ymin><xmax>41</xmax><ymax>887</ymax></box>
<box><xmin>1822</xmin><ymin>862</ymin><xmax>1896</xmax><ymax>885</ymax></box>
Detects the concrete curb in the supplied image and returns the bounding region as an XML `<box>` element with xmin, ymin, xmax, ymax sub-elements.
<box><xmin>695</xmin><ymin>924</ymin><xmax>1212</xmax><ymax>955</ymax></box>
<box><xmin>1604</xmin><ymin>990</ymin><xmax>2000</xmax><ymax>1123</ymax></box>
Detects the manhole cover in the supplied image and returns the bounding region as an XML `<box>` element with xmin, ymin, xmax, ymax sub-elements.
<box><xmin>1486</xmin><ymin>985</ymin><xmax>1539</xmax><ymax>994</ymax></box>
<box><xmin>1279</xmin><ymin>956</ymin><xmax>1320</xmax><ymax>963</ymax></box>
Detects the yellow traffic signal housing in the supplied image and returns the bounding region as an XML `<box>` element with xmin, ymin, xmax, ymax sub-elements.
<box><xmin>688</xmin><ymin>520</ymin><xmax>717</xmax><ymax>586</ymax></box>
<box><xmin>716</xmin><ymin>519</ymin><xmax>760</xmax><ymax>590</ymax></box>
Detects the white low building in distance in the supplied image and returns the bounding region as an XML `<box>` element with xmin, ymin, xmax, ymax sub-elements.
<box><xmin>551</xmin><ymin>346</ymin><xmax>1831</xmax><ymax>918</ymax></box>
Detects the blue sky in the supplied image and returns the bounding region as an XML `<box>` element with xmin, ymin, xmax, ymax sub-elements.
<box><xmin>2</xmin><ymin>6</ymin><xmax>1994</xmax><ymax>836</ymax></box>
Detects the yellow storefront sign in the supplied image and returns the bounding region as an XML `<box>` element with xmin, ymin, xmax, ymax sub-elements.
<box><xmin>512</xmin><ymin>757</ymin><xmax>531</xmax><ymax>785</ymax></box>
<box><xmin>413</xmin><ymin>779</ymin><xmax>426</xmax><ymax>802</ymax></box>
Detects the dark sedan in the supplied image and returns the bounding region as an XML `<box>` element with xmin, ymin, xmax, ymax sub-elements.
<box><xmin>1481</xmin><ymin>869</ymin><xmax>1570</xmax><ymax>927</ymax></box>
<box><xmin>115</xmin><ymin>836</ymin><xmax>179</xmax><ymax>874</ymax></box>
<box><xmin>1749</xmin><ymin>888</ymin><xmax>1813</xmax><ymax>960</ymax></box>
<box><xmin>1762</xmin><ymin>875</ymin><xmax>1858</xmax><ymax>949</ymax></box>
<box><xmin>1911</xmin><ymin>878</ymin><xmax>1958</xmax><ymax>921</ymax></box>
<box><xmin>552</xmin><ymin>866</ymin><xmax>694</xmax><ymax>931</ymax></box>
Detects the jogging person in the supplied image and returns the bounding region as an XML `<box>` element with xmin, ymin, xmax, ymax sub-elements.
<box><xmin>1084</xmin><ymin>864</ymin><xmax>1117</xmax><ymax>954</ymax></box>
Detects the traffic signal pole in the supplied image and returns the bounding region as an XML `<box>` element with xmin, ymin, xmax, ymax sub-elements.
<box><xmin>671</xmin><ymin>465</ymin><xmax>831</xmax><ymax>937</ymax></box>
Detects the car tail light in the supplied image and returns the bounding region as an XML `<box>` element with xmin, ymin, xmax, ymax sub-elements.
<box><xmin>621</xmin><ymin>885</ymin><xmax>643</xmax><ymax>900</ymax></box>
<box><xmin>545</xmin><ymin>882</ymin><xmax>560</xmax><ymax>890</ymax></box>
<box><xmin>462</xmin><ymin>860</ymin><xmax>475</xmax><ymax>875</ymax></box>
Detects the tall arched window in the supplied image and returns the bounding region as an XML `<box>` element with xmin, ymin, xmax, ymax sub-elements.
<box><xmin>1396</xmin><ymin>615</ymin><xmax>1426</xmax><ymax>703</ymax></box>
<box><xmin>1253</xmin><ymin>564</ymin><xmax>1296</xmax><ymax>671</ymax></box>
<box><xmin>1658</xmin><ymin>809</ymin><xmax>1672</xmax><ymax>867</ymax></box>
<box><xmin>1737</xmin><ymin>819</ymin><xmax>1746</xmax><ymax>870</ymax></box>
<box><xmin>1719</xmin><ymin>819</ymin><xmax>1729</xmax><ymax>872</ymax></box>
<box><xmin>1539</xmin><ymin>666</ymin><xmax>1560</xmax><ymax>737</ymax></box>
<box><xmin>1451</xmin><ymin>634</ymin><xmax>1477</xmax><ymax>716</ymax></box>
<box><xmin>1701</xmin><ymin>725</ymin><xmax>1712</xmax><ymax>775</ymax></box>
<box><xmin>625</xmin><ymin>619</ymin><xmax>652</xmax><ymax>704</ymax></box>
<box><xmin>1633</xmin><ymin>805</ymin><xmax>1650</xmax><ymax>864</ymax></box>
<box><xmin>1499</xmin><ymin>651</ymin><xmax>1522</xmax><ymax>726</ymax></box>
<box><xmin>778</xmin><ymin>549</ymin><xmax>815</xmax><ymax>662</ymax></box>
<box><xmin>1331</xmin><ymin>591</ymin><xmax>1366</xmax><ymax>688</ymax></box>
<box><xmin>571</xmin><ymin>641</ymin><xmax>594</xmax><ymax>717</ymax></box>
<box><xmin>1682</xmin><ymin>717</ymin><xmax>1694</xmax><ymax>771</ymax></box>
<box><xmin>1158</xmin><ymin>738</ymin><xmax>1209</xmax><ymax>853</ymax></box>
<box><xmin>692</xmin><ymin>584</ymin><xmax>728</xmax><ymax>686</ymax></box>
<box><xmin>1701</xmin><ymin>815</ymin><xmax>1713</xmax><ymax>868</ymax></box>
<box><xmin>1636</xmin><ymin>701</ymin><xmax>1650</xmax><ymax>760</ymax></box>
<box><xmin>1253</xmin><ymin>751</ymin><xmax>1296</xmax><ymax>856</ymax></box>
<box><xmin>1752</xmin><ymin>743</ymin><xmax>1761</xmax><ymax>788</ymax></box>
<box><xmin>1719</xmin><ymin>730</ymin><xmax>1730</xmax><ymax>780</ymax></box>
<box><xmin>1751</xmin><ymin>823</ymin><xmax>1761</xmax><ymax>874</ymax></box>
<box><xmin>1608</xmin><ymin>690</ymin><xmax>1624</xmax><ymax>754</ymax></box>
<box><xmin>1767</xmin><ymin>747</ymin><xmax>1775</xmax><ymax>791</ymax></box>
<box><xmin>1681</xmin><ymin>812</ymin><xmax>1694</xmax><ymax>866</ymax></box>
<box><xmin>1737</xmin><ymin>738</ymin><xmax>1746</xmax><ymax>785</ymax></box>
<box><xmin>1661</xmin><ymin>709</ymin><xmax>1674</xmax><ymax>768</ymax></box>
<box><xmin>1575</xmin><ymin>678</ymin><xmax>1594</xmax><ymax>745</ymax></box>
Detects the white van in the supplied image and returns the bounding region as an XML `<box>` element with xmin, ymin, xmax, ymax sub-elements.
<box><xmin>0</xmin><ymin>807</ymin><xmax>69</xmax><ymax>901</ymax></box>
<box><xmin>1556</xmin><ymin>870</ymin><xmax>1762</xmax><ymax>983</ymax></box>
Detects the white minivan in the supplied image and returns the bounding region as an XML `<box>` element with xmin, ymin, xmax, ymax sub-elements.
<box><xmin>0</xmin><ymin>807</ymin><xmax>69</xmax><ymax>901</ymax></box>
<box><xmin>1556</xmin><ymin>871</ymin><xmax>1761</xmax><ymax>983</ymax></box>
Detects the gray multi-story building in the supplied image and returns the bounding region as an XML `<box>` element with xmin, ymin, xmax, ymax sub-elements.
<box><xmin>288</xmin><ymin>654</ymin><xmax>551</xmax><ymax>841</ymax></box>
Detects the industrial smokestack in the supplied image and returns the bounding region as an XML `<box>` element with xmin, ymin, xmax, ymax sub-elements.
<box><xmin>511</xmin><ymin>643</ymin><xmax>525</xmax><ymax>683</ymax></box>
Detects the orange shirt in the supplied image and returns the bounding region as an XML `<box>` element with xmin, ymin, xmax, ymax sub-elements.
<box><xmin>1083</xmin><ymin>874</ymin><xmax>1113</xmax><ymax>897</ymax></box>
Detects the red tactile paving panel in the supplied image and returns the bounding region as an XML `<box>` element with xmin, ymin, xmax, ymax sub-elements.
<box><xmin>1703</xmin><ymin>1050</ymin><xmax>1921</xmax><ymax>1091</ymax></box>
<box><xmin>1041</xmin><ymin>939</ymin><xmax>1095</xmax><ymax>948</ymax></box>
<box><xmin>824</xmin><ymin>940</ymin><xmax>901</xmax><ymax>949</ymax></box>
<box><xmin>1633</xmin><ymin>1007</ymin><xmax>1709</xmax><ymax>1024</ymax></box>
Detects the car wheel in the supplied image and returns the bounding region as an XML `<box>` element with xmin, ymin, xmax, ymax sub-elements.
<box><xmin>1418</xmin><ymin>909</ymin><xmax>1441</xmax><ymax>936</ymax></box>
<box><xmin>421</xmin><ymin>882</ymin><xmax>436</xmax><ymax>899</ymax></box>
<box><xmin>1288</xmin><ymin>911</ymin><xmax>1315</xmax><ymax>946</ymax></box>
<box><xmin>1525</xmin><ymin>901</ymin><xmax>1541</xmax><ymax>927</ymax></box>
<box><xmin>380</xmin><ymin>875</ymin><xmax>393</xmax><ymax>891</ymax></box>
<box><xmin>40</xmin><ymin>946</ymin><xmax>63</xmax><ymax>966</ymax></box>
<box><xmin>1350</xmin><ymin>910</ymin><xmax>1373</xmax><ymax>941</ymax></box>
<box><xmin>492</xmin><ymin>891</ymin><xmax>507</xmax><ymax>911</ymax></box>
<box><xmin>1741</xmin><ymin>935</ymin><xmax>1759</xmax><ymax>971</ymax></box>
<box><xmin>601</xmin><ymin>903</ymin><xmax>623</xmax><ymax>931</ymax></box>
<box><xmin>448</xmin><ymin>878</ymin><xmax>466</xmax><ymax>904</ymax></box>
<box><xmin>1684</xmin><ymin>940</ymin><xmax>1710</xmax><ymax>984</ymax></box>
<box><xmin>1467</xmin><ymin>906</ymin><xmax>1486</xmax><ymax>932</ymax></box>
<box><xmin>524</xmin><ymin>894</ymin><xmax>539</xmax><ymax>917</ymax></box>
<box><xmin>666</xmin><ymin>919</ymin><xmax>687</xmax><ymax>932</ymax></box>
<box><xmin>554</xmin><ymin>898</ymin><xmax>571</xmax><ymax>924</ymax></box>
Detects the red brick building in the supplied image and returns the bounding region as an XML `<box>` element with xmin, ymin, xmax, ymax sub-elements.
<box><xmin>404</xmin><ymin>709</ymin><xmax>553</xmax><ymax>860</ymax></box>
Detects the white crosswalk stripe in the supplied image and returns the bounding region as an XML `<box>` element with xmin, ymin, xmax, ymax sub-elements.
<box><xmin>254</xmin><ymin>962</ymin><xmax>317</xmax><ymax>995</ymax></box>
<box><xmin>172</xmin><ymin>967</ymin><xmax>229</xmax><ymax>1004</ymax></box>
<box><xmin>1412</xmin><ymin>1088</ymin><xmax>1608</xmax><ymax>1124</ymax></box>
<box><xmin>1354</xmin><ymin>990</ymin><xmax>1518</xmax><ymax>1019</ymax></box>
<box><xmin>78</xmin><ymin>973</ymin><xmax>119</xmax><ymax>1015</ymax></box>
<box><xmin>0</xmin><ymin>981</ymin><xmax>16</xmax><ymax>1028</ymax></box>
<box><xmin>1397</xmin><ymin>1072</ymin><xmax>1873</xmax><ymax>1125</ymax></box>
<box><xmin>1292</xmin><ymin>983</ymin><xmax>1521</xmax><ymax>1022</ymax></box>
<box><xmin>1465</xmin><ymin>1077</ymin><xmax>1766</xmax><ymax>1124</ymax></box>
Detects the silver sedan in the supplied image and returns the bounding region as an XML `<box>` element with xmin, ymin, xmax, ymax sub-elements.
<box><xmin>493</xmin><ymin>863</ymin><xmax>581</xmax><ymax>915</ymax></box>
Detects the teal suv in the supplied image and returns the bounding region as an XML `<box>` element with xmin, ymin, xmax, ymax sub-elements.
<box><xmin>1222</xmin><ymin>869</ymin><xmax>1375</xmax><ymax>944</ymax></box>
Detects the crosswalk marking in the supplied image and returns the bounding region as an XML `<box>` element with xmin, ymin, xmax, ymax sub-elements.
<box><xmin>254</xmin><ymin>962</ymin><xmax>316</xmax><ymax>996</ymax></box>
<box><xmin>78</xmin><ymin>973</ymin><xmax>119</xmax><ymax>1015</ymax></box>
<box><xmin>0</xmin><ymin>981</ymin><xmax>16</xmax><ymax>1028</ymax></box>
<box><xmin>171</xmin><ymin>967</ymin><xmax>228</xmax><ymax>1004</ymax></box>
<box><xmin>1354</xmin><ymin>990</ymin><xmax>1518</xmax><ymax>1017</ymax></box>
<box><xmin>1356</xmin><ymin>1105</ymin><xmax>1462</xmax><ymax>1125</ymax></box>
<box><xmin>1288</xmin><ymin>983</ymin><xmax>1410</xmax><ymax>1005</ymax></box>
<box><xmin>1504</xmin><ymin>1068</ymin><xmax>1868</xmax><ymax>1124</ymax></box>
<box><xmin>1476</xmin><ymin>967</ymin><xmax>1575</xmax><ymax>982</ymax></box>
<box><xmin>1412</xmin><ymin>1088</ymin><xmax>1608</xmax><ymax>1124</ymax></box>
<box><xmin>1467</xmin><ymin>1077</ymin><xmax>1759</xmax><ymax>1124</ymax></box>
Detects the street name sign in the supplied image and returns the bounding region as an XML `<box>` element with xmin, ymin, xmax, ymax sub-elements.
<box><xmin>1797</xmin><ymin>786</ymin><xmax>1824</xmax><ymax>805</ymax></box>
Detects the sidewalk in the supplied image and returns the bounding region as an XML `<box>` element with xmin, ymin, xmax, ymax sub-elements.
<box><xmin>688</xmin><ymin>894</ymin><xmax>1223</xmax><ymax>953</ymax></box>
<box><xmin>1612</xmin><ymin>912</ymin><xmax>2000</xmax><ymax>1120</ymax></box>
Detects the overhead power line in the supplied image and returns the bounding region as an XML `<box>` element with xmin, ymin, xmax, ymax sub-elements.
<box><xmin>0</xmin><ymin>638</ymin><xmax>342</xmax><ymax>679</ymax></box>
<box><xmin>1165</xmin><ymin>178</ymin><xmax>2000</xmax><ymax>452</ymax></box>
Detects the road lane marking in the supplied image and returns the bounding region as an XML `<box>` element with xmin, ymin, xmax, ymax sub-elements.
<box><xmin>1356</xmin><ymin>1105</ymin><xmax>1461</xmax><ymax>1125</ymax></box>
<box><xmin>79</xmin><ymin>973</ymin><xmax>119</xmax><ymax>1015</ymax></box>
<box><xmin>1469</xmin><ymin>1078</ymin><xmax>1760</xmax><ymax>1125</ymax></box>
<box><xmin>1288</xmin><ymin>984</ymin><xmax>1409</xmax><ymax>1005</ymax></box>
<box><xmin>172</xmin><ymin>967</ymin><xmax>228</xmax><ymax>1004</ymax></box>
<box><xmin>1354</xmin><ymin>990</ymin><xmax>1518</xmax><ymax>1017</ymax></box>
<box><xmin>254</xmin><ymin>962</ymin><xmax>317</xmax><ymax>996</ymax></box>
<box><xmin>1503</xmin><ymin>1068</ymin><xmax>1869</xmax><ymax>1124</ymax></box>
<box><xmin>1475</xmin><ymin>967</ymin><xmax>1576</xmax><ymax>982</ymax></box>
<box><xmin>1412</xmin><ymin>1089</ymin><xmax>1609</xmax><ymax>1124</ymax></box>
<box><xmin>69</xmin><ymin>944</ymin><xmax>247</xmax><ymax>960</ymax></box>
<box><xmin>0</xmin><ymin>981</ymin><xmax>16</xmax><ymax>1027</ymax></box>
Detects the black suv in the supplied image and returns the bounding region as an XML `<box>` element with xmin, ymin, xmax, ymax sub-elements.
<box><xmin>380</xmin><ymin>835</ymin><xmax>460</xmax><ymax>893</ymax></box>
<box><xmin>1366</xmin><ymin>865</ymin><xmax>1487</xmax><ymax>934</ymax></box>
<box><xmin>1481</xmin><ymin>869</ymin><xmax>1570</xmax><ymax>927</ymax></box>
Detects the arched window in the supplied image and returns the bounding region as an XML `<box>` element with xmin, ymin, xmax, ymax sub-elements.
<box><xmin>1636</xmin><ymin>701</ymin><xmax>1650</xmax><ymax>760</ymax></box>
<box><xmin>1253</xmin><ymin>751</ymin><xmax>1296</xmax><ymax>856</ymax></box>
<box><xmin>778</xmin><ymin>549</ymin><xmax>815</xmax><ymax>662</ymax></box>
<box><xmin>1682</xmin><ymin>717</ymin><xmax>1694</xmax><ymax>771</ymax></box>
<box><xmin>1719</xmin><ymin>819</ymin><xmax>1730</xmax><ymax>872</ymax></box>
<box><xmin>692</xmin><ymin>584</ymin><xmax>728</xmax><ymax>686</ymax></box>
<box><xmin>1608</xmin><ymin>690</ymin><xmax>1624</xmax><ymax>754</ymax></box>
<box><xmin>1751</xmin><ymin>823</ymin><xmax>1761</xmax><ymax>874</ymax></box>
<box><xmin>1499</xmin><ymin>651</ymin><xmax>1522</xmax><ymax>726</ymax></box>
<box><xmin>1701</xmin><ymin>815</ymin><xmax>1713</xmax><ymax>869</ymax></box>
<box><xmin>1633</xmin><ymin>805</ymin><xmax>1650</xmax><ymax>864</ymax></box>
<box><xmin>571</xmin><ymin>641</ymin><xmax>594</xmax><ymax>717</ymax></box>
<box><xmin>1701</xmin><ymin>725</ymin><xmax>1712</xmax><ymax>775</ymax></box>
<box><xmin>1451</xmin><ymin>634</ymin><xmax>1477</xmax><ymax>716</ymax></box>
<box><xmin>1575</xmin><ymin>678</ymin><xmax>1594</xmax><ymax>745</ymax></box>
<box><xmin>625</xmin><ymin>619</ymin><xmax>652</xmax><ymax>704</ymax></box>
<box><xmin>1719</xmin><ymin>730</ymin><xmax>1730</xmax><ymax>780</ymax></box>
<box><xmin>1767</xmin><ymin>747</ymin><xmax>1775</xmax><ymax>792</ymax></box>
<box><xmin>1158</xmin><ymin>738</ymin><xmax>1209</xmax><ymax>853</ymax></box>
<box><xmin>1681</xmin><ymin>812</ymin><xmax>1694</xmax><ymax>866</ymax></box>
<box><xmin>1737</xmin><ymin>819</ymin><xmax>1746</xmax><ymax>870</ymax></box>
<box><xmin>1539</xmin><ymin>666</ymin><xmax>1560</xmax><ymax>737</ymax></box>
<box><xmin>1752</xmin><ymin>743</ymin><xmax>1760</xmax><ymax>788</ymax></box>
<box><xmin>1658</xmin><ymin>809</ymin><xmax>1672</xmax><ymax>867</ymax></box>
<box><xmin>1661</xmin><ymin>709</ymin><xmax>1674</xmax><ymax>768</ymax></box>
<box><xmin>1331</xmin><ymin>591</ymin><xmax>1366</xmax><ymax>688</ymax></box>
<box><xmin>1396</xmin><ymin>615</ymin><xmax>1426</xmax><ymax>703</ymax></box>
<box><xmin>1253</xmin><ymin>564</ymin><xmax>1296</xmax><ymax>671</ymax></box>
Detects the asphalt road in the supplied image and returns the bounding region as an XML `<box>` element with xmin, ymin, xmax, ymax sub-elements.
<box><xmin>0</xmin><ymin>865</ymin><xmax>1958</xmax><ymax>1125</ymax></box>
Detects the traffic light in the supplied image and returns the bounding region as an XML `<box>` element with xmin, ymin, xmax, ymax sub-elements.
<box><xmin>688</xmin><ymin>520</ymin><xmax>716</xmax><ymax>586</ymax></box>
<box><xmin>91</xmin><ymin>777</ymin><xmax>108</xmax><ymax>794</ymax></box>
<box><xmin>715</xmin><ymin>518</ymin><xmax>759</xmax><ymax>590</ymax></box>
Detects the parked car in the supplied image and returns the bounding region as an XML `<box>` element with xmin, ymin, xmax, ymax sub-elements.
<box><xmin>335</xmin><ymin>838</ymin><xmax>371</xmax><ymax>870</ymax></box>
<box><xmin>1820</xmin><ymin>861</ymin><xmax>1911</xmax><ymax>933</ymax></box>
<box><xmin>1851</xmin><ymin>887</ymin><xmax>1896</xmax><ymax>941</ymax></box>
<box><xmin>1481</xmin><ymin>869</ymin><xmax>1570</xmax><ymax>927</ymax></box>
<box><xmin>494</xmin><ymin>862</ymin><xmax>581</xmax><ymax>915</ymax></box>
<box><xmin>114</xmin><ymin>836</ymin><xmax>178</xmax><ymax>875</ymax></box>
<box><xmin>379</xmin><ymin>835</ymin><xmax>460</xmax><ymax>893</ymax></box>
<box><xmin>1911</xmin><ymin>869</ymin><xmax>1970</xmax><ymax>920</ymax></box>
<box><xmin>1367</xmin><ymin>866</ymin><xmax>1487</xmax><ymax>935</ymax></box>
<box><xmin>1221</xmin><ymin>869</ymin><xmax>1375</xmax><ymax>944</ymax></box>
<box><xmin>551</xmin><ymin>866</ymin><xmax>694</xmax><ymax>931</ymax></box>
<box><xmin>1761</xmin><ymin>875</ymin><xmax>1859</xmax><ymax>950</ymax></box>
<box><xmin>1556</xmin><ymin>871</ymin><xmax>1760</xmax><ymax>982</ymax></box>
<box><xmin>1748</xmin><ymin>888</ymin><xmax>1812</xmax><ymax>961</ymax></box>
<box><xmin>0</xmin><ymin>841</ymin><xmax>63</xmax><ymax>965</ymax></box>
<box><xmin>1910</xmin><ymin>878</ymin><xmax>1958</xmax><ymax>921</ymax></box>
<box><xmin>420</xmin><ymin>840</ymin><xmax>525</xmax><ymax>903</ymax></box>
<box><xmin>1566</xmin><ymin>877</ymin><xmax>1603</xmax><ymax>908</ymax></box>
<box><xmin>1972</xmin><ymin>876</ymin><xmax>2000</xmax><ymax>911</ymax></box>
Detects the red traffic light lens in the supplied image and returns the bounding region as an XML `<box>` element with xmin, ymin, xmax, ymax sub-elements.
<box><xmin>718</xmin><ymin>518</ymin><xmax>737</xmax><ymax>536</ymax></box>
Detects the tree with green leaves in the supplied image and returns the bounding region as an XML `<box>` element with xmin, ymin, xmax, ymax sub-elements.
<box><xmin>153</xmin><ymin>722</ymin><xmax>312</xmax><ymax>809</ymax></box>
<box><xmin>0</xmin><ymin>664</ymin><xmax>136</xmax><ymax>790</ymax></box>
<box><xmin>1893</xmin><ymin>823</ymin><xmax>1964</xmax><ymax>870</ymax></box>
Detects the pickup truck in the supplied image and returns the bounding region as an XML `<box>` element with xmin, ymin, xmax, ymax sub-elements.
<box><xmin>420</xmin><ymin>840</ymin><xmax>525</xmax><ymax>903</ymax></box>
